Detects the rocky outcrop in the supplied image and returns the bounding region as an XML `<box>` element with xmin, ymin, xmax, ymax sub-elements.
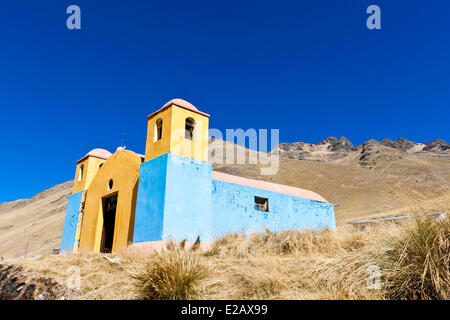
<box><xmin>272</xmin><ymin>137</ymin><xmax>356</xmax><ymax>162</ymax></box>
<box><xmin>274</xmin><ymin>137</ymin><xmax>450</xmax><ymax>163</ymax></box>
<box><xmin>0</xmin><ymin>264</ymin><xmax>67</xmax><ymax>300</ymax></box>
<box><xmin>317</xmin><ymin>137</ymin><xmax>357</xmax><ymax>152</ymax></box>
<box><xmin>358</xmin><ymin>140</ymin><xmax>399</xmax><ymax>169</ymax></box>
<box><xmin>379</xmin><ymin>138</ymin><xmax>450</xmax><ymax>154</ymax></box>
<box><xmin>423</xmin><ymin>139</ymin><xmax>450</xmax><ymax>152</ymax></box>
<box><xmin>380</xmin><ymin>138</ymin><xmax>416</xmax><ymax>151</ymax></box>
<box><xmin>0</xmin><ymin>265</ymin><xmax>35</xmax><ymax>300</ymax></box>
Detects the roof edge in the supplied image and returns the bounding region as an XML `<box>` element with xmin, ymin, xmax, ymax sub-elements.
<box><xmin>76</xmin><ymin>148</ymin><xmax>112</xmax><ymax>164</ymax></box>
<box><xmin>147</xmin><ymin>102</ymin><xmax>210</xmax><ymax>119</ymax></box>
<box><xmin>211</xmin><ymin>171</ymin><xmax>329</xmax><ymax>203</ymax></box>
<box><xmin>76</xmin><ymin>154</ymin><xmax>110</xmax><ymax>164</ymax></box>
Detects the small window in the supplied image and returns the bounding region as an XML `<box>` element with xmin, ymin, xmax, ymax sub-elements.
<box><xmin>154</xmin><ymin>118</ymin><xmax>163</xmax><ymax>142</ymax></box>
<box><xmin>185</xmin><ymin>117</ymin><xmax>195</xmax><ymax>140</ymax></box>
<box><xmin>78</xmin><ymin>164</ymin><xmax>84</xmax><ymax>181</ymax></box>
<box><xmin>99</xmin><ymin>164</ymin><xmax>103</xmax><ymax>169</ymax></box>
<box><xmin>254</xmin><ymin>196</ymin><xmax>269</xmax><ymax>212</ymax></box>
<box><xmin>108</xmin><ymin>179</ymin><xmax>114</xmax><ymax>190</ymax></box>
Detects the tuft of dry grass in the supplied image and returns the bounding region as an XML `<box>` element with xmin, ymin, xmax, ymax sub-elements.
<box><xmin>8</xmin><ymin>213</ymin><xmax>448</xmax><ymax>300</ymax></box>
<box><xmin>224</xmin><ymin>257</ymin><xmax>286</xmax><ymax>299</ymax></box>
<box><xmin>129</xmin><ymin>247</ymin><xmax>208</xmax><ymax>300</ymax></box>
<box><xmin>380</xmin><ymin>215</ymin><xmax>449</xmax><ymax>299</ymax></box>
<box><xmin>309</xmin><ymin>215</ymin><xmax>449</xmax><ymax>300</ymax></box>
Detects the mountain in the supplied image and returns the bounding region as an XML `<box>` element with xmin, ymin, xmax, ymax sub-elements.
<box><xmin>1</xmin><ymin>138</ymin><xmax>449</xmax><ymax>259</ymax></box>
<box><xmin>380</xmin><ymin>138</ymin><xmax>450</xmax><ymax>156</ymax></box>
<box><xmin>273</xmin><ymin>137</ymin><xmax>450</xmax><ymax>162</ymax></box>
<box><xmin>273</xmin><ymin>136</ymin><xmax>357</xmax><ymax>162</ymax></box>
<box><xmin>0</xmin><ymin>182</ymin><xmax>73</xmax><ymax>260</ymax></box>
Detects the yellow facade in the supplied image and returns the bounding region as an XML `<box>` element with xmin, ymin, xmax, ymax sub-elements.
<box><xmin>72</xmin><ymin>157</ymin><xmax>107</xmax><ymax>194</ymax></box>
<box><xmin>145</xmin><ymin>104</ymin><xmax>210</xmax><ymax>162</ymax></box>
<box><xmin>78</xmin><ymin>150</ymin><xmax>142</xmax><ymax>253</ymax></box>
<box><xmin>67</xmin><ymin>99</ymin><xmax>211</xmax><ymax>254</ymax></box>
<box><xmin>145</xmin><ymin>106</ymin><xmax>173</xmax><ymax>161</ymax></box>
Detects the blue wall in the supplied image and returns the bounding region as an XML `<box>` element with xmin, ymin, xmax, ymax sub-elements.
<box><xmin>211</xmin><ymin>179</ymin><xmax>335</xmax><ymax>239</ymax></box>
<box><xmin>133</xmin><ymin>153</ymin><xmax>213</xmax><ymax>243</ymax></box>
<box><xmin>60</xmin><ymin>191</ymin><xmax>83</xmax><ymax>252</ymax></box>
<box><xmin>133</xmin><ymin>154</ymin><xmax>168</xmax><ymax>242</ymax></box>
<box><xmin>163</xmin><ymin>153</ymin><xmax>213</xmax><ymax>242</ymax></box>
<box><xmin>132</xmin><ymin>152</ymin><xmax>335</xmax><ymax>244</ymax></box>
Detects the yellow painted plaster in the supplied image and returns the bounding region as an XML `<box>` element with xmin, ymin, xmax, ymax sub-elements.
<box><xmin>145</xmin><ymin>106</ymin><xmax>173</xmax><ymax>161</ymax></box>
<box><xmin>72</xmin><ymin>157</ymin><xmax>107</xmax><ymax>194</ymax></box>
<box><xmin>145</xmin><ymin>104</ymin><xmax>209</xmax><ymax>162</ymax></box>
<box><xmin>78</xmin><ymin>150</ymin><xmax>141</xmax><ymax>253</ymax></box>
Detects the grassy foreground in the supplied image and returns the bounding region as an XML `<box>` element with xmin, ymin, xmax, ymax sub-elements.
<box><xmin>7</xmin><ymin>214</ymin><xmax>448</xmax><ymax>300</ymax></box>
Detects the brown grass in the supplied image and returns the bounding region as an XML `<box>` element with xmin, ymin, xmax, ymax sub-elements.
<box><xmin>307</xmin><ymin>215</ymin><xmax>449</xmax><ymax>300</ymax></box>
<box><xmin>129</xmin><ymin>247</ymin><xmax>208</xmax><ymax>300</ymax></box>
<box><xmin>8</xmin><ymin>213</ymin><xmax>449</xmax><ymax>300</ymax></box>
<box><xmin>200</xmin><ymin>224</ymin><xmax>390</xmax><ymax>299</ymax></box>
<box><xmin>381</xmin><ymin>216</ymin><xmax>449</xmax><ymax>299</ymax></box>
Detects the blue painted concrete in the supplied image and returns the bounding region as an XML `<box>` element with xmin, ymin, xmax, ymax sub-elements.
<box><xmin>133</xmin><ymin>153</ymin><xmax>213</xmax><ymax>243</ymax></box>
<box><xmin>132</xmin><ymin>152</ymin><xmax>335</xmax><ymax>244</ymax></box>
<box><xmin>133</xmin><ymin>154</ymin><xmax>168</xmax><ymax>242</ymax></box>
<box><xmin>60</xmin><ymin>191</ymin><xmax>83</xmax><ymax>252</ymax></box>
<box><xmin>163</xmin><ymin>153</ymin><xmax>213</xmax><ymax>242</ymax></box>
<box><xmin>211</xmin><ymin>180</ymin><xmax>335</xmax><ymax>239</ymax></box>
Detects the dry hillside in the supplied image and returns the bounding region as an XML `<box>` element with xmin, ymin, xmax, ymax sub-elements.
<box><xmin>1</xmin><ymin>137</ymin><xmax>449</xmax><ymax>260</ymax></box>
<box><xmin>0</xmin><ymin>182</ymin><xmax>72</xmax><ymax>260</ymax></box>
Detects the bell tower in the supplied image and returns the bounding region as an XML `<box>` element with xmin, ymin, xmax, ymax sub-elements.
<box><xmin>72</xmin><ymin>149</ymin><xmax>112</xmax><ymax>194</ymax></box>
<box><xmin>144</xmin><ymin>99</ymin><xmax>210</xmax><ymax>162</ymax></box>
<box><xmin>62</xmin><ymin>148</ymin><xmax>112</xmax><ymax>253</ymax></box>
<box><xmin>134</xmin><ymin>99</ymin><xmax>213</xmax><ymax>244</ymax></box>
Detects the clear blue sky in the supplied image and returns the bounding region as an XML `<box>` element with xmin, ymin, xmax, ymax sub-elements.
<box><xmin>1</xmin><ymin>0</ymin><xmax>449</xmax><ymax>202</ymax></box>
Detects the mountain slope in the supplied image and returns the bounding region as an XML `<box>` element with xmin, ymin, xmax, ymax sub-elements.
<box><xmin>1</xmin><ymin>138</ymin><xmax>449</xmax><ymax>259</ymax></box>
<box><xmin>0</xmin><ymin>181</ymin><xmax>73</xmax><ymax>260</ymax></box>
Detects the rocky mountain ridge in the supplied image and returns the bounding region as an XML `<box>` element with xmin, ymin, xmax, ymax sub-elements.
<box><xmin>273</xmin><ymin>137</ymin><xmax>450</xmax><ymax>162</ymax></box>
